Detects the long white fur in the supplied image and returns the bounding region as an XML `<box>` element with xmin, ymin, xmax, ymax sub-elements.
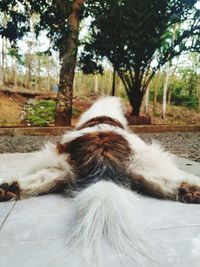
<box><xmin>67</xmin><ymin>181</ymin><xmax>150</xmax><ymax>266</ymax></box>
<box><xmin>61</xmin><ymin>96</ymin><xmax>200</xmax><ymax>199</ymax></box>
<box><xmin>2</xmin><ymin>143</ymin><xmax>73</xmax><ymax>197</ymax></box>
<box><xmin>64</xmin><ymin>97</ymin><xmax>200</xmax><ymax>264</ymax></box>
<box><xmin>1</xmin><ymin>96</ymin><xmax>200</xmax><ymax>265</ymax></box>
<box><xmin>127</xmin><ymin>138</ymin><xmax>200</xmax><ymax>198</ymax></box>
<box><xmin>4</xmin><ymin>96</ymin><xmax>199</xmax><ymax>196</ymax></box>
<box><xmin>24</xmin><ymin>143</ymin><xmax>69</xmax><ymax>174</ymax></box>
<box><xmin>76</xmin><ymin>96</ymin><xmax>128</xmax><ymax>129</ymax></box>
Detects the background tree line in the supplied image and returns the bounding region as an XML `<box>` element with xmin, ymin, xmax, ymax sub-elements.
<box><xmin>0</xmin><ymin>40</ymin><xmax>59</xmax><ymax>91</ymax></box>
<box><xmin>0</xmin><ymin>0</ymin><xmax>199</xmax><ymax>125</ymax></box>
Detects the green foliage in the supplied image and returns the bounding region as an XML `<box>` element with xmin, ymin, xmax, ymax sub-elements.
<box><xmin>25</xmin><ymin>99</ymin><xmax>81</xmax><ymax>126</ymax></box>
<box><xmin>0</xmin><ymin>2</ymin><xmax>85</xmax><ymax>58</ymax></box>
<box><xmin>0</xmin><ymin>1</ymin><xmax>83</xmax><ymax>56</ymax></box>
<box><xmin>72</xmin><ymin>106</ymin><xmax>81</xmax><ymax>118</ymax></box>
<box><xmin>170</xmin><ymin>66</ymin><xmax>198</xmax><ymax>108</ymax></box>
<box><xmin>150</xmin><ymin>64</ymin><xmax>199</xmax><ymax>110</ymax></box>
<box><xmin>80</xmin><ymin>0</ymin><xmax>199</xmax><ymax>73</ymax></box>
<box><xmin>153</xmin><ymin>110</ymin><xmax>161</xmax><ymax>116</ymax></box>
<box><xmin>7</xmin><ymin>47</ymin><xmax>23</xmax><ymax>64</ymax></box>
<box><xmin>25</xmin><ymin>100</ymin><xmax>56</xmax><ymax>126</ymax></box>
<box><xmin>80</xmin><ymin>0</ymin><xmax>199</xmax><ymax>115</ymax></box>
<box><xmin>1</xmin><ymin>0</ymin><xmax>199</xmax><ymax>117</ymax></box>
<box><xmin>171</xmin><ymin>93</ymin><xmax>198</xmax><ymax>109</ymax></box>
<box><xmin>0</xmin><ymin>0</ymin><xmax>86</xmax><ymax>125</ymax></box>
<box><xmin>169</xmin><ymin>80</ymin><xmax>198</xmax><ymax>109</ymax></box>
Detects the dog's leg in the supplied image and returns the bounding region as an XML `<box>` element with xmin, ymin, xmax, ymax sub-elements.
<box><xmin>130</xmin><ymin>170</ymin><xmax>200</xmax><ymax>204</ymax></box>
<box><xmin>0</xmin><ymin>143</ymin><xmax>73</xmax><ymax>201</ymax></box>
<box><xmin>127</xmin><ymin>135</ymin><xmax>200</xmax><ymax>203</ymax></box>
<box><xmin>0</xmin><ymin>167</ymin><xmax>73</xmax><ymax>201</ymax></box>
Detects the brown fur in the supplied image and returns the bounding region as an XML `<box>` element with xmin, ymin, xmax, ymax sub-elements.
<box><xmin>58</xmin><ymin>131</ymin><xmax>170</xmax><ymax>196</ymax></box>
<box><xmin>57</xmin><ymin>131</ymin><xmax>131</xmax><ymax>187</ymax></box>
<box><xmin>77</xmin><ymin>116</ymin><xmax>125</xmax><ymax>130</ymax></box>
<box><xmin>58</xmin><ymin>131</ymin><xmax>130</xmax><ymax>165</ymax></box>
<box><xmin>130</xmin><ymin>174</ymin><xmax>166</xmax><ymax>199</ymax></box>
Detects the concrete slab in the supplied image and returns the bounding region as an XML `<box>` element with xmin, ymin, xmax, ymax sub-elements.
<box><xmin>0</xmin><ymin>201</ymin><xmax>15</xmax><ymax>227</ymax></box>
<box><xmin>0</xmin><ymin>195</ymin><xmax>70</xmax><ymax>242</ymax></box>
<box><xmin>0</xmin><ymin>153</ymin><xmax>200</xmax><ymax>267</ymax></box>
<box><xmin>0</xmin><ymin>152</ymin><xmax>37</xmax><ymax>178</ymax></box>
<box><xmin>174</xmin><ymin>156</ymin><xmax>200</xmax><ymax>176</ymax></box>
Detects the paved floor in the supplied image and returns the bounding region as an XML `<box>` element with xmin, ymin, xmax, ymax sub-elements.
<box><xmin>0</xmin><ymin>153</ymin><xmax>200</xmax><ymax>267</ymax></box>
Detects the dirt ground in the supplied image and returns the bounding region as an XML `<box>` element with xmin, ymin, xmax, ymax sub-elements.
<box><xmin>0</xmin><ymin>90</ymin><xmax>200</xmax><ymax>126</ymax></box>
<box><xmin>0</xmin><ymin>92</ymin><xmax>27</xmax><ymax>126</ymax></box>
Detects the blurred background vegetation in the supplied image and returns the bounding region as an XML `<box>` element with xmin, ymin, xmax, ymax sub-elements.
<box><xmin>0</xmin><ymin>45</ymin><xmax>199</xmax><ymax>126</ymax></box>
<box><xmin>0</xmin><ymin>0</ymin><xmax>199</xmax><ymax>126</ymax></box>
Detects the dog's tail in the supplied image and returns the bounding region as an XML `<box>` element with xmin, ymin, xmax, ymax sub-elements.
<box><xmin>68</xmin><ymin>181</ymin><xmax>149</xmax><ymax>265</ymax></box>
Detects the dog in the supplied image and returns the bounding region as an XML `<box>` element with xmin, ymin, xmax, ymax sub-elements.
<box><xmin>0</xmin><ymin>96</ymin><xmax>200</xmax><ymax>264</ymax></box>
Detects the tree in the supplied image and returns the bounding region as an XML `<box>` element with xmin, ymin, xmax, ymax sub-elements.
<box><xmin>0</xmin><ymin>0</ymin><xmax>85</xmax><ymax>125</ymax></box>
<box><xmin>79</xmin><ymin>0</ymin><xmax>200</xmax><ymax>116</ymax></box>
<box><xmin>111</xmin><ymin>67</ymin><xmax>116</xmax><ymax>96</ymax></box>
<box><xmin>144</xmin><ymin>85</ymin><xmax>150</xmax><ymax>115</ymax></box>
<box><xmin>0</xmin><ymin>37</ymin><xmax>4</xmax><ymax>85</ymax></box>
<box><xmin>8</xmin><ymin>47</ymin><xmax>19</xmax><ymax>87</ymax></box>
<box><xmin>55</xmin><ymin>0</ymin><xmax>85</xmax><ymax>125</ymax></box>
<box><xmin>162</xmin><ymin>63</ymin><xmax>170</xmax><ymax>119</ymax></box>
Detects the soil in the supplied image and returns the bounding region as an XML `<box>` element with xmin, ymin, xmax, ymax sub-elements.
<box><xmin>0</xmin><ymin>91</ymin><xmax>27</xmax><ymax>126</ymax></box>
<box><xmin>0</xmin><ymin>88</ymin><xmax>200</xmax><ymax>126</ymax></box>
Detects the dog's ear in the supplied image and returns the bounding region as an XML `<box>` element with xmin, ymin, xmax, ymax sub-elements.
<box><xmin>56</xmin><ymin>142</ymin><xmax>69</xmax><ymax>154</ymax></box>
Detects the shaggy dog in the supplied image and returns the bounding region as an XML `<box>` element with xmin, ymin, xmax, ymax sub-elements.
<box><xmin>0</xmin><ymin>96</ymin><xmax>200</xmax><ymax>263</ymax></box>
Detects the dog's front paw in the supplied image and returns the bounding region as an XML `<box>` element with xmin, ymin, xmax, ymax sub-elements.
<box><xmin>0</xmin><ymin>181</ymin><xmax>20</xmax><ymax>201</ymax></box>
<box><xmin>178</xmin><ymin>182</ymin><xmax>200</xmax><ymax>204</ymax></box>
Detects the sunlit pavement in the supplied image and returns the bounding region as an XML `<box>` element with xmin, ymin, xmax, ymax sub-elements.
<box><xmin>0</xmin><ymin>153</ymin><xmax>200</xmax><ymax>267</ymax></box>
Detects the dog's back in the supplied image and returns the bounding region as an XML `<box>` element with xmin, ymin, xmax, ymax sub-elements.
<box><xmin>58</xmin><ymin>130</ymin><xmax>131</xmax><ymax>189</ymax></box>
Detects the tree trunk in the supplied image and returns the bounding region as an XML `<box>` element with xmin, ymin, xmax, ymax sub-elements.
<box><xmin>130</xmin><ymin>95</ymin><xmax>143</xmax><ymax>115</ymax></box>
<box><xmin>118</xmin><ymin>64</ymin><xmax>155</xmax><ymax>116</ymax></box>
<box><xmin>73</xmin><ymin>72</ymin><xmax>76</xmax><ymax>93</ymax></box>
<box><xmin>13</xmin><ymin>56</ymin><xmax>17</xmax><ymax>88</ymax></box>
<box><xmin>25</xmin><ymin>56</ymin><xmax>32</xmax><ymax>89</ymax></box>
<box><xmin>144</xmin><ymin>85</ymin><xmax>149</xmax><ymax>115</ymax></box>
<box><xmin>118</xmin><ymin>71</ymin><xmax>143</xmax><ymax>116</ymax></box>
<box><xmin>118</xmin><ymin>79</ymin><xmax>123</xmax><ymax>95</ymax></box>
<box><xmin>36</xmin><ymin>56</ymin><xmax>41</xmax><ymax>91</ymax></box>
<box><xmin>0</xmin><ymin>37</ymin><xmax>3</xmax><ymax>86</ymax></box>
<box><xmin>162</xmin><ymin>65</ymin><xmax>170</xmax><ymax>119</ymax></box>
<box><xmin>128</xmin><ymin>87</ymin><xmax>144</xmax><ymax>116</ymax></box>
<box><xmin>111</xmin><ymin>68</ymin><xmax>116</xmax><ymax>96</ymax></box>
<box><xmin>3</xmin><ymin>38</ymin><xmax>8</xmax><ymax>84</ymax></box>
<box><xmin>153</xmin><ymin>72</ymin><xmax>160</xmax><ymax>113</ymax></box>
<box><xmin>197</xmin><ymin>76</ymin><xmax>200</xmax><ymax>111</ymax></box>
<box><xmin>107</xmin><ymin>71</ymin><xmax>112</xmax><ymax>95</ymax></box>
<box><xmin>94</xmin><ymin>74</ymin><xmax>98</xmax><ymax>93</ymax></box>
<box><xmin>46</xmin><ymin>57</ymin><xmax>50</xmax><ymax>91</ymax></box>
<box><xmin>130</xmin><ymin>72</ymin><xmax>144</xmax><ymax>116</ymax></box>
<box><xmin>168</xmin><ymin>88</ymin><xmax>171</xmax><ymax>104</ymax></box>
<box><xmin>153</xmin><ymin>87</ymin><xmax>157</xmax><ymax>113</ymax></box>
<box><xmin>55</xmin><ymin>0</ymin><xmax>85</xmax><ymax>126</ymax></box>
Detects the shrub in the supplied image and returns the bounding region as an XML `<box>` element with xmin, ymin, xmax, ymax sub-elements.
<box><xmin>25</xmin><ymin>100</ymin><xmax>56</xmax><ymax>126</ymax></box>
<box><xmin>25</xmin><ymin>99</ymin><xmax>82</xmax><ymax>126</ymax></box>
<box><xmin>171</xmin><ymin>94</ymin><xmax>198</xmax><ymax>109</ymax></box>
